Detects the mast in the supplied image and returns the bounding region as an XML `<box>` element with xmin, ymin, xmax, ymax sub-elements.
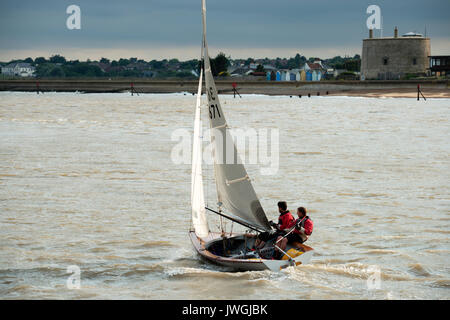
<box><xmin>201</xmin><ymin>0</ymin><xmax>271</xmax><ymax>232</ymax></box>
<box><xmin>190</xmin><ymin>20</ymin><xmax>209</xmax><ymax>238</ymax></box>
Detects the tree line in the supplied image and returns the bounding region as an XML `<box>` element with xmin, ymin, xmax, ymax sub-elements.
<box><xmin>1</xmin><ymin>53</ymin><xmax>361</xmax><ymax>79</ymax></box>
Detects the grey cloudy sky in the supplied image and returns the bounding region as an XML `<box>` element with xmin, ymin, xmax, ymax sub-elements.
<box><xmin>0</xmin><ymin>0</ymin><xmax>449</xmax><ymax>61</ymax></box>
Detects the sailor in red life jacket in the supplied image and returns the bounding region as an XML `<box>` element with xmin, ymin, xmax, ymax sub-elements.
<box><xmin>273</xmin><ymin>204</ymin><xmax>296</xmax><ymax>233</ymax></box>
<box><xmin>276</xmin><ymin>206</ymin><xmax>313</xmax><ymax>253</ymax></box>
<box><xmin>254</xmin><ymin>201</ymin><xmax>295</xmax><ymax>250</ymax></box>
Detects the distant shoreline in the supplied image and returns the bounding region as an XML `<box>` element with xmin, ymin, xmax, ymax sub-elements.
<box><xmin>1</xmin><ymin>79</ymin><xmax>449</xmax><ymax>98</ymax></box>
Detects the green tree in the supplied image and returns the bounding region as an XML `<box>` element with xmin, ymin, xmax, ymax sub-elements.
<box><xmin>244</xmin><ymin>57</ymin><xmax>254</xmax><ymax>66</ymax></box>
<box><xmin>150</xmin><ymin>60</ymin><xmax>164</xmax><ymax>70</ymax></box>
<box><xmin>35</xmin><ymin>63</ymin><xmax>53</xmax><ymax>77</ymax></box>
<box><xmin>211</xmin><ymin>52</ymin><xmax>229</xmax><ymax>76</ymax></box>
<box><xmin>49</xmin><ymin>54</ymin><xmax>66</xmax><ymax>64</ymax></box>
<box><xmin>343</xmin><ymin>59</ymin><xmax>360</xmax><ymax>72</ymax></box>
<box><xmin>118</xmin><ymin>58</ymin><xmax>130</xmax><ymax>66</ymax></box>
<box><xmin>66</xmin><ymin>63</ymin><xmax>103</xmax><ymax>77</ymax></box>
<box><xmin>180</xmin><ymin>59</ymin><xmax>199</xmax><ymax>70</ymax></box>
<box><xmin>49</xmin><ymin>67</ymin><xmax>65</xmax><ymax>77</ymax></box>
<box><xmin>256</xmin><ymin>64</ymin><xmax>265</xmax><ymax>72</ymax></box>
<box><xmin>35</xmin><ymin>57</ymin><xmax>47</xmax><ymax>64</ymax></box>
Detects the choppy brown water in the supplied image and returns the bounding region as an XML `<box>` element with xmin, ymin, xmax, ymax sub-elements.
<box><xmin>0</xmin><ymin>92</ymin><xmax>449</xmax><ymax>299</ymax></box>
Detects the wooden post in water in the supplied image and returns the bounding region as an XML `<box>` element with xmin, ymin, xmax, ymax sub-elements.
<box><xmin>36</xmin><ymin>81</ymin><xmax>43</xmax><ymax>94</ymax></box>
<box><xmin>130</xmin><ymin>82</ymin><xmax>139</xmax><ymax>96</ymax></box>
<box><xmin>232</xmin><ymin>82</ymin><xmax>241</xmax><ymax>98</ymax></box>
<box><xmin>417</xmin><ymin>84</ymin><xmax>426</xmax><ymax>101</ymax></box>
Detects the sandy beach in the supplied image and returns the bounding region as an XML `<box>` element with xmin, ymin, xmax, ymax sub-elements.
<box><xmin>0</xmin><ymin>79</ymin><xmax>448</xmax><ymax>99</ymax></box>
<box><xmin>330</xmin><ymin>88</ymin><xmax>450</xmax><ymax>99</ymax></box>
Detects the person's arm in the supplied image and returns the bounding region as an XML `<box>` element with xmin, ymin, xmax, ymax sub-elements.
<box><xmin>303</xmin><ymin>219</ymin><xmax>313</xmax><ymax>235</ymax></box>
<box><xmin>269</xmin><ymin>220</ymin><xmax>280</xmax><ymax>231</ymax></box>
<box><xmin>296</xmin><ymin>219</ymin><xmax>313</xmax><ymax>235</ymax></box>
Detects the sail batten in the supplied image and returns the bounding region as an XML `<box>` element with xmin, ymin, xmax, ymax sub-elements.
<box><xmin>200</xmin><ymin>0</ymin><xmax>271</xmax><ymax>232</ymax></box>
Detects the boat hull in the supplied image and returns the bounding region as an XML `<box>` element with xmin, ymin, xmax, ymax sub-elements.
<box><xmin>189</xmin><ymin>231</ymin><xmax>314</xmax><ymax>271</ymax></box>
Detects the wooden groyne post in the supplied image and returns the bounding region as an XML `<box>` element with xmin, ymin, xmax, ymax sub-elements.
<box><xmin>232</xmin><ymin>82</ymin><xmax>241</xmax><ymax>98</ymax></box>
<box><xmin>417</xmin><ymin>84</ymin><xmax>426</xmax><ymax>101</ymax></box>
<box><xmin>36</xmin><ymin>81</ymin><xmax>44</xmax><ymax>94</ymax></box>
<box><xmin>130</xmin><ymin>82</ymin><xmax>139</xmax><ymax>96</ymax></box>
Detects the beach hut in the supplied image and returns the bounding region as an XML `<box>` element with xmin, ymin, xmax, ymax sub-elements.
<box><xmin>295</xmin><ymin>71</ymin><xmax>301</xmax><ymax>81</ymax></box>
<box><xmin>276</xmin><ymin>71</ymin><xmax>281</xmax><ymax>81</ymax></box>
<box><xmin>285</xmin><ymin>71</ymin><xmax>292</xmax><ymax>81</ymax></box>
<box><xmin>317</xmin><ymin>71</ymin><xmax>322</xmax><ymax>81</ymax></box>
<box><xmin>312</xmin><ymin>70</ymin><xmax>318</xmax><ymax>81</ymax></box>
<box><xmin>300</xmin><ymin>70</ymin><xmax>306</xmax><ymax>81</ymax></box>
<box><xmin>270</xmin><ymin>71</ymin><xmax>276</xmax><ymax>81</ymax></box>
<box><xmin>266</xmin><ymin>72</ymin><xmax>271</xmax><ymax>81</ymax></box>
<box><xmin>306</xmin><ymin>71</ymin><xmax>312</xmax><ymax>81</ymax></box>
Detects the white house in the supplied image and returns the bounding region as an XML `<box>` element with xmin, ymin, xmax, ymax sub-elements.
<box><xmin>1</xmin><ymin>63</ymin><xmax>36</xmax><ymax>77</ymax></box>
<box><xmin>333</xmin><ymin>69</ymin><xmax>347</xmax><ymax>78</ymax></box>
<box><xmin>302</xmin><ymin>60</ymin><xmax>327</xmax><ymax>81</ymax></box>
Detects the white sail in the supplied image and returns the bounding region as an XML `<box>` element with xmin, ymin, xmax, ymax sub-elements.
<box><xmin>191</xmin><ymin>69</ymin><xmax>209</xmax><ymax>238</ymax></box>
<box><xmin>201</xmin><ymin>0</ymin><xmax>271</xmax><ymax>232</ymax></box>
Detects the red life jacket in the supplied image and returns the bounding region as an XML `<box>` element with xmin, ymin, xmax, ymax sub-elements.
<box><xmin>291</xmin><ymin>216</ymin><xmax>313</xmax><ymax>238</ymax></box>
<box><xmin>278</xmin><ymin>210</ymin><xmax>295</xmax><ymax>231</ymax></box>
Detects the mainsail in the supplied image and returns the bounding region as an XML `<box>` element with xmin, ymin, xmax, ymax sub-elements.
<box><xmin>201</xmin><ymin>0</ymin><xmax>271</xmax><ymax>232</ymax></box>
<box><xmin>191</xmin><ymin>69</ymin><xmax>209</xmax><ymax>238</ymax></box>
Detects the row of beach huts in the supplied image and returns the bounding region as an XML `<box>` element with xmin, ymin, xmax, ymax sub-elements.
<box><xmin>265</xmin><ymin>69</ymin><xmax>324</xmax><ymax>81</ymax></box>
<box><xmin>229</xmin><ymin>59</ymin><xmax>354</xmax><ymax>81</ymax></box>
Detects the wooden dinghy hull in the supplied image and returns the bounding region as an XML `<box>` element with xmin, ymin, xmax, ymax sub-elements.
<box><xmin>189</xmin><ymin>231</ymin><xmax>314</xmax><ymax>272</ymax></box>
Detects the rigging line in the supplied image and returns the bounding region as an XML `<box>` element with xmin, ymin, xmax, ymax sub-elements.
<box><xmin>205</xmin><ymin>207</ymin><xmax>265</xmax><ymax>233</ymax></box>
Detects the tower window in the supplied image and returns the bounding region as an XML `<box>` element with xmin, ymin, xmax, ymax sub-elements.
<box><xmin>383</xmin><ymin>57</ymin><xmax>389</xmax><ymax>65</ymax></box>
<box><xmin>413</xmin><ymin>58</ymin><xmax>417</xmax><ymax>65</ymax></box>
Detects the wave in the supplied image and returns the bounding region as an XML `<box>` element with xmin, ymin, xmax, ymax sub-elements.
<box><xmin>422</xmin><ymin>229</ymin><xmax>450</xmax><ymax>235</ymax></box>
<box><xmin>429</xmin><ymin>279</ymin><xmax>450</xmax><ymax>289</ymax></box>
<box><xmin>165</xmin><ymin>265</ymin><xmax>272</xmax><ymax>281</ymax></box>
<box><xmin>349</xmin><ymin>211</ymin><xmax>365</xmax><ymax>216</ymax></box>
<box><xmin>292</xmin><ymin>152</ymin><xmax>323</xmax><ymax>155</ymax></box>
<box><xmin>81</xmin><ymin>263</ymin><xmax>165</xmax><ymax>279</ymax></box>
<box><xmin>407</xmin><ymin>263</ymin><xmax>432</xmax><ymax>277</ymax></box>
<box><xmin>366</xmin><ymin>249</ymin><xmax>398</xmax><ymax>255</ymax></box>
<box><xmin>134</xmin><ymin>241</ymin><xmax>178</xmax><ymax>249</ymax></box>
<box><xmin>3</xmin><ymin>284</ymin><xmax>34</xmax><ymax>295</ymax></box>
<box><xmin>302</xmin><ymin>262</ymin><xmax>412</xmax><ymax>282</ymax></box>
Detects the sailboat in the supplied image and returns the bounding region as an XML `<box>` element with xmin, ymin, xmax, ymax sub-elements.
<box><xmin>189</xmin><ymin>0</ymin><xmax>313</xmax><ymax>272</ymax></box>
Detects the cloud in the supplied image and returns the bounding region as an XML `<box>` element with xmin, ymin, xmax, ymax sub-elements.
<box><xmin>0</xmin><ymin>0</ymin><xmax>448</xmax><ymax>60</ymax></box>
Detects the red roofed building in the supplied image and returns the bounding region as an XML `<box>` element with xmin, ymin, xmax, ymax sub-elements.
<box><xmin>302</xmin><ymin>59</ymin><xmax>327</xmax><ymax>81</ymax></box>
